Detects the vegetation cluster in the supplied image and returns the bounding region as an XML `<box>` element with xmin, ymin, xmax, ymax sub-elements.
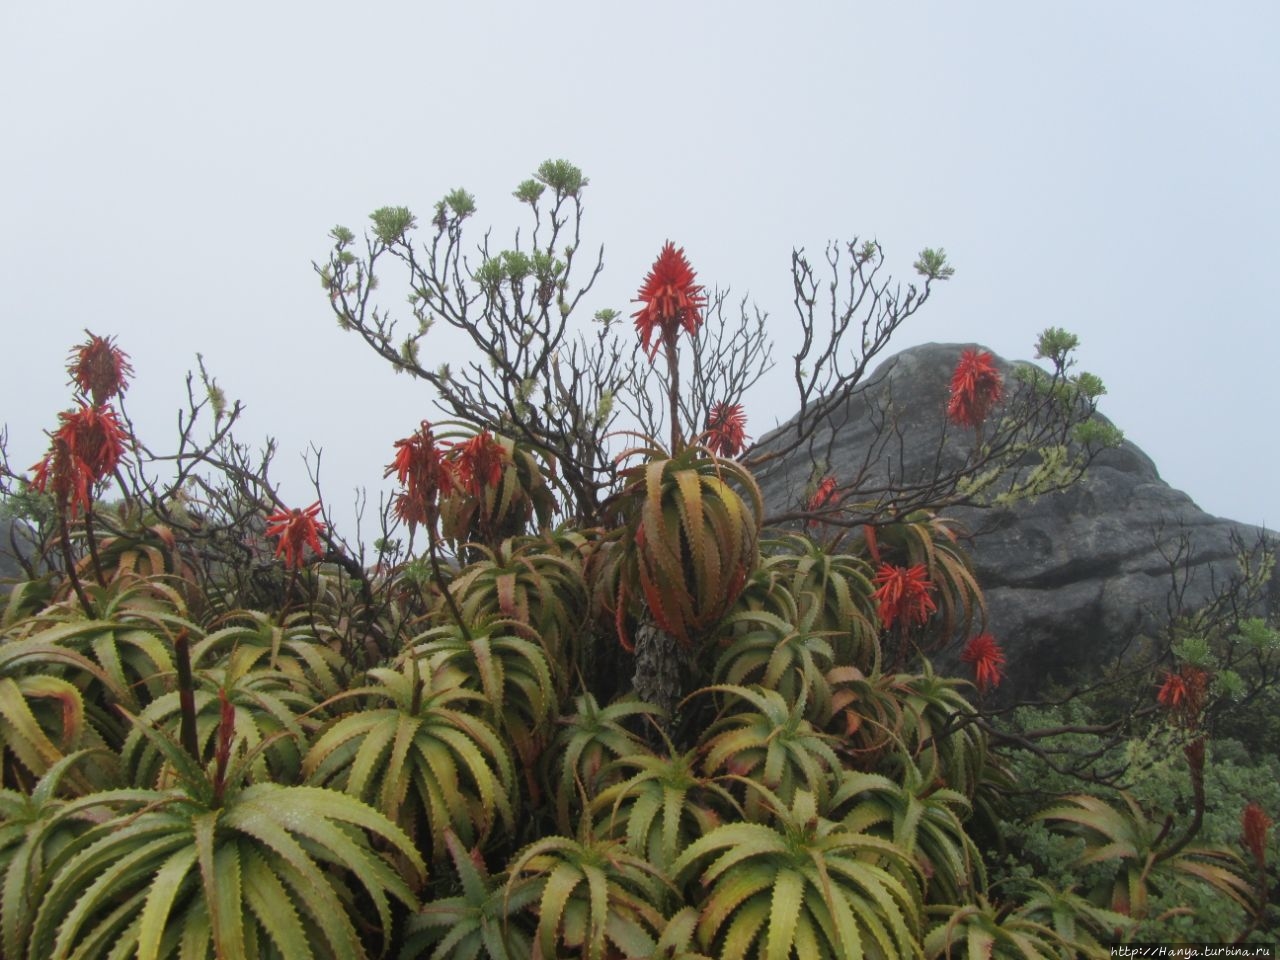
<box><xmin>0</xmin><ymin>160</ymin><xmax>1275</xmax><ymax>958</ymax></box>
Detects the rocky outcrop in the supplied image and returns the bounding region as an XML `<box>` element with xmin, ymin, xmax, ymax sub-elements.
<box><xmin>756</xmin><ymin>343</ymin><xmax>1277</xmax><ymax>697</ymax></box>
<box><xmin>0</xmin><ymin>517</ymin><xmax>25</xmax><ymax>581</ymax></box>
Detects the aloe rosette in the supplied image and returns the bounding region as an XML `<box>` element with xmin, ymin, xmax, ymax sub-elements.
<box><xmin>608</xmin><ymin>447</ymin><xmax>762</xmax><ymax>651</ymax></box>
<box><xmin>671</xmin><ymin>786</ymin><xmax>923</xmax><ymax>959</ymax></box>
<box><xmin>29</xmin><ymin>716</ymin><xmax>425</xmax><ymax>959</ymax></box>
<box><xmin>303</xmin><ymin>656</ymin><xmax>516</xmax><ymax>862</ymax></box>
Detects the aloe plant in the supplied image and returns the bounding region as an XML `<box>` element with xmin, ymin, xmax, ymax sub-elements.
<box><xmin>0</xmin><ymin>636</ymin><xmax>122</xmax><ymax>784</ymax></box>
<box><xmin>504</xmin><ymin>829</ymin><xmax>670</xmax><ymax>960</ymax></box>
<box><xmin>591</xmin><ymin>745</ymin><xmax>740</xmax><ymax>876</ymax></box>
<box><xmin>437</xmin><ymin>430</ymin><xmax>555</xmax><ymax>549</ymax></box>
<box><xmin>411</xmin><ymin>618</ymin><xmax>558</xmax><ymax>803</ymax></box>
<box><xmin>304</xmin><ymin>655</ymin><xmax>515</xmax><ymax>861</ymax></box>
<box><xmin>671</xmin><ymin>787</ymin><xmax>923</xmax><ymax>959</ymax></box>
<box><xmin>29</xmin><ymin>711</ymin><xmax>425</xmax><ymax>959</ymax></box>
<box><xmin>607</xmin><ymin>447</ymin><xmax>762</xmax><ymax>651</ymax></box>
<box><xmin>32</xmin><ymin>616</ymin><xmax>175</xmax><ymax>716</ymax></box>
<box><xmin>121</xmin><ymin>651</ymin><xmax>321</xmax><ymax>788</ymax></box>
<box><xmin>446</xmin><ymin>536</ymin><xmax>590</xmax><ymax>674</ymax></box>
<box><xmin>924</xmin><ymin>897</ymin><xmax>1068</xmax><ymax>960</ymax></box>
<box><xmin>197</xmin><ymin>608</ymin><xmax>347</xmax><ymax>699</ymax></box>
<box><xmin>891</xmin><ymin>666</ymin><xmax>991</xmax><ymax>801</ymax></box>
<box><xmin>0</xmin><ymin>751</ymin><xmax>117</xmax><ymax>959</ymax></box>
<box><xmin>698</xmin><ymin>685</ymin><xmax>844</xmax><ymax>820</ymax></box>
<box><xmin>738</xmin><ymin>535</ymin><xmax>880</xmax><ymax>672</ymax></box>
<box><xmin>864</xmin><ymin>514</ymin><xmax>985</xmax><ymax>650</ymax></box>
<box><xmin>830</xmin><ymin>763</ymin><xmax>985</xmax><ymax>906</ymax></box>
<box><xmin>712</xmin><ymin>610</ymin><xmax>836</xmax><ymax>723</ymax></box>
<box><xmin>79</xmin><ymin>511</ymin><xmax>199</xmax><ymax>587</ymax></box>
<box><xmin>1013</xmin><ymin>880</ymin><xmax>1134</xmax><ymax>957</ymax></box>
<box><xmin>824</xmin><ymin>666</ymin><xmax>905</xmax><ymax>770</ymax></box>
<box><xmin>399</xmin><ymin>828</ymin><xmax>537</xmax><ymax>960</ymax></box>
<box><xmin>546</xmin><ymin>692</ymin><xmax>663</xmax><ymax>834</ymax></box>
<box><xmin>1034</xmin><ymin>792</ymin><xmax>1254</xmax><ymax>920</ymax></box>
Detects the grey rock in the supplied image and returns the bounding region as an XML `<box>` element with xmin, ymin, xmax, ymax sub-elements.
<box><xmin>0</xmin><ymin>516</ymin><xmax>26</xmax><ymax>581</ymax></box>
<box><xmin>756</xmin><ymin>342</ymin><xmax>1277</xmax><ymax>698</ymax></box>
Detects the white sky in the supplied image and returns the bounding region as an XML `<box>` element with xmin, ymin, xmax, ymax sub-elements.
<box><xmin>3</xmin><ymin>2</ymin><xmax>1277</xmax><ymax>542</ymax></box>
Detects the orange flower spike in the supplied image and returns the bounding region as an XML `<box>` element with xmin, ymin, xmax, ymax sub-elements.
<box><xmin>808</xmin><ymin>476</ymin><xmax>839</xmax><ymax>511</ymax></box>
<box><xmin>961</xmin><ymin>633</ymin><xmax>1007</xmax><ymax>694</ymax></box>
<box><xmin>805</xmin><ymin>476</ymin><xmax>841</xmax><ymax>530</ymax></box>
<box><xmin>387</xmin><ymin>421</ymin><xmax>452</xmax><ymax>496</ymax></box>
<box><xmin>872</xmin><ymin>562</ymin><xmax>937</xmax><ymax>631</ymax></box>
<box><xmin>265</xmin><ymin>501</ymin><xmax>326</xmax><ymax>570</ymax></box>
<box><xmin>60</xmin><ymin>403</ymin><xmax>128</xmax><ymax>480</ymax></box>
<box><xmin>632</xmin><ymin>242</ymin><xmax>706</xmax><ymax>359</ymax></box>
<box><xmin>705</xmin><ymin>402</ymin><xmax>748</xmax><ymax>457</ymax></box>
<box><xmin>863</xmin><ymin>524</ymin><xmax>882</xmax><ymax>563</ymax></box>
<box><xmin>947</xmin><ymin>348</ymin><xmax>1004</xmax><ymax>429</ymax></box>
<box><xmin>68</xmin><ymin>331</ymin><xmax>133</xmax><ymax>406</ymax></box>
<box><xmin>392</xmin><ymin>491</ymin><xmax>431</xmax><ymax>530</ymax></box>
<box><xmin>451</xmin><ymin>431</ymin><xmax>507</xmax><ymax>498</ymax></box>
<box><xmin>30</xmin><ymin>436</ymin><xmax>94</xmax><ymax>518</ymax></box>
<box><xmin>29</xmin><ymin>403</ymin><xmax>128</xmax><ymax>518</ymax></box>
<box><xmin>1156</xmin><ymin>670</ymin><xmax>1188</xmax><ymax>710</ymax></box>
<box><xmin>1242</xmin><ymin>802</ymin><xmax>1273</xmax><ymax>868</ymax></box>
<box><xmin>1157</xmin><ymin>665</ymin><xmax>1210</xmax><ymax>727</ymax></box>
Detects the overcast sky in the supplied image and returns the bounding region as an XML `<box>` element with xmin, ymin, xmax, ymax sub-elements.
<box><xmin>3</xmin><ymin>2</ymin><xmax>1277</xmax><ymax>542</ymax></box>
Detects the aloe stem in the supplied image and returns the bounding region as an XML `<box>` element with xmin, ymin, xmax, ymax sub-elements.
<box><xmin>173</xmin><ymin>628</ymin><xmax>201</xmax><ymax>763</ymax></box>
<box><xmin>1156</xmin><ymin>737</ymin><xmax>1206</xmax><ymax>861</ymax></box>
<box><xmin>57</xmin><ymin>513</ymin><xmax>96</xmax><ymax>618</ymax></box>
<box><xmin>426</xmin><ymin>519</ymin><xmax>471</xmax><ymax>642</ymax></box>
<box><xmin>664</xmin><ymin>335</ymin><xmax>682</xmax><ymax>452</ymax></box>
<box><xmin>82</xmin><ymin>504</ymin><xmax>108</xmax><ymax>587</ymax></box>
<box><xmin>276</xmin><ymin>567</ymin><xmax>300</xmax><ymax>625</ymax></box>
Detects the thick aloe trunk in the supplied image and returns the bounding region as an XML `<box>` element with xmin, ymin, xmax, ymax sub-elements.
<box><xmin>632</xmin><ymin>622</ymin><xmax>684</xmax><ymax>731</ymax></box>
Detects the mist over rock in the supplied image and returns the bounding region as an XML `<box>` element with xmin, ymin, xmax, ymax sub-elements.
<box><xmin>756</xmin><ymin>342</ymin><xmax>1278</xmax><ymax>697</ymax></box>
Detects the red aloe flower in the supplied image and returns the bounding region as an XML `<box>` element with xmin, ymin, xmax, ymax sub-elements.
<box><xmin>961</xmin><ymin>633</ymin><xmax>1007</xmax><ymax>694</ymax></box>
<box><xmin>60</xmin><ymin>403</ymin><xmax>127</xmax><ymax>480</ymax></box>
<box><xmin>947</xmin><ymin>348</ymin><xmax>1004</xmax><ymax>429</ymax></box>
<box><xmin>809</xmin><ymin>476</ymin><xmax>839</xmax><ymax>510</ymax></box>
<box><xmin>30</xmin><ymin>436</ymin><xmax>94</xmax><ymax>518</ymax></box>
<box><xmin>392</xmin><ymin>490</ymin><xmax>433</xmax><ymax>530</ymax></box>
<box><xmin>872</xmin><ymin>562</ymin><xmax>937</xmax><ymax>631</ymax></box>
<box><xmin>1157</xmin><ymin>664</ymin><xmax>1209</xmax><ymax>726</ymax></box>
<box><xmin>705</xmin><ymin>402</ymin><xmax>748</xmax><ymax>457</ymax></box>
<box><xmin>1242</xmin><ymin>802</ymin><xmax>1273</xmax><ymax>868</ymax></box>
<box><xmin>386</xmin><ymin>421</ymin><xmax>454</xmax><ymax>527</ymax></box>
<box><xmin>632</xmin><ymin>242</ymin><xmax>705</xmax><ymax>359</ymax></box>
<box><xmin>68</xmin><ymin>331</ymin><xmax>134</xmax><ymax>406</ymax></box>
<box><xmin>449</xmin><ymin>431</ymin><xmax>507</xmax><ymax>498</ymax></box>
<box><xmin>29</xmin><ymin>403</ymin><xmax>128</xmax><ymax>518</ymax></box>
<box><xmin>805</xmin><ymin>475</ymin><xmax>841</xmax><ymax>530</ymax></box>
<box><xmin>1156</xmin><ymin>671</ymin><xmax>1188</xmax><ymax>710</ymax></box>
<box><xmin>265</xmin><ymin>501</ymin><xmax>326</xmax><ymax>570</ymax></box>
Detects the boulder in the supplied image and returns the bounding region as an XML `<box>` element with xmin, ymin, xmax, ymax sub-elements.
<box><xmin>0</xmin><ymin>516</ymin><xmax>25</xmax><ymax>581</ymax></box>
<box><xmin>755</xmin><ymin>342</ymin><xmax>1277</xmax><ymax>698</ymax></box>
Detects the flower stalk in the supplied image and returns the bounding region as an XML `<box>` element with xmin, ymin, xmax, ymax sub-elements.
<box><xmin>173</xmin><ymin>628</ymin><xmax>200</xmax><ymax>763</ymax></box>
<box><xmin>56</xmin><ymin>513</ymin><xmax>95</xmax><ymax>618</ymax></box>
<box><xmin>211</xmin><ymin>689</ymin><xmax>235</xmax><ymax>807</ymax></box>
<box><xmin>664</xmin><ymin>336</ymin><xmax>682</xmax><ymax>452</ymax></box>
